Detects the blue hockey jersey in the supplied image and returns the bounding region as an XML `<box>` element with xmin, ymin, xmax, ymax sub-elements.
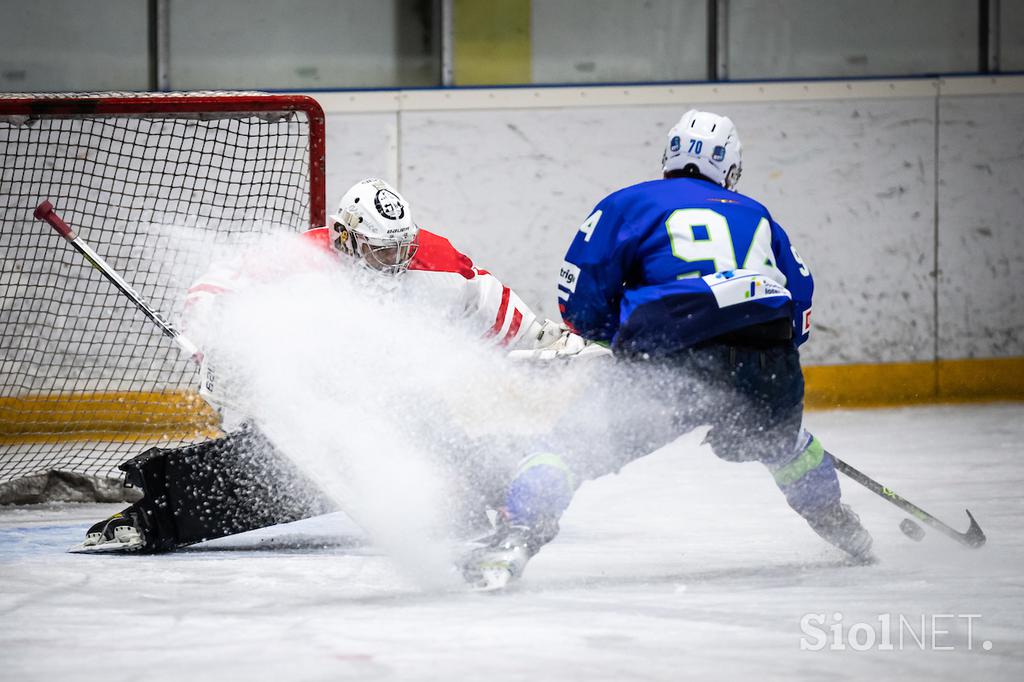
<box><xmin>558</xmin><ymin>177</ymin><xmax>813</xmax><ymax>356</ymax></box>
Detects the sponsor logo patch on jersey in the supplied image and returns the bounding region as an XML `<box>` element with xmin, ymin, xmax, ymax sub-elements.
<box><xmin>558</xmin><ymin>261</ymin><xmax>580</xmax><ymax>297</ymax></box>
<box><xmin>703</xmin><ymin>269</ymin><xmax>791</xmax><ymax>308</ymax></box>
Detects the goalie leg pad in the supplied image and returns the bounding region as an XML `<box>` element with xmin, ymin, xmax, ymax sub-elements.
<box><xmin>120</xmin><ymin>422</ymin><xmax>334</xmax><ymax>551</ymax></box>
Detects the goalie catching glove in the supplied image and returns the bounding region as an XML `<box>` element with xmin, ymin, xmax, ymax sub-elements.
<box><xmin>508</xmin><ymin>318</ymin><xmax>612</xmax><ymax>361</ymax></box>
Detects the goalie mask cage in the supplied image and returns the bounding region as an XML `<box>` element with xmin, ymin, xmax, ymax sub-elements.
<box><xmin>0</xmin><ymin>92</ymin><xmax>326</xmax><ymax>504</ymax></box>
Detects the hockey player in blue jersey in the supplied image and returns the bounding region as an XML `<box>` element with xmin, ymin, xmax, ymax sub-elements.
<box><xmin>463</xmin><ymin>110</ymin><xmax>874</xmax><ymax>589</ymax></box>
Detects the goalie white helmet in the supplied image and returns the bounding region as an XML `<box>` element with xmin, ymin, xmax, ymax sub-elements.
<box><xmin>328</xmin><ymin>178</ymin><xmax>419</xmax><ymax>275</ymax></box>
<box><xmin>662</xmin><ymin>109</ymin><xmax>743</xmax><ymax>190</ymax></box>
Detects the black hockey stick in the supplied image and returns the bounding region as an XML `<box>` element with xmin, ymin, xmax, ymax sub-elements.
<box><xmin>830</xmin><ymin>453</ymin><xmax>986</xmax><ymax>548</ymax></box>
<box><xmin>33</xmin><ymin>200</ymin><xmax>218</xmax><ymax>400</ymax></box>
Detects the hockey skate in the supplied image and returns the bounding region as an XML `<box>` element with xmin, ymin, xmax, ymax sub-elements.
<box><xmin>461</xmin><ymin>525</ymin><xmax>534</xmax><ymax>591</ymax></box>
<box><xmin>69</xmin><ymin>508</ymin><xmax>146</xmax><ymax>554</ymax></box>
<box><xmin>460</xmin><ymin>519</ymin><xmax>555</xmax><ymax>591</ymax></box>
<box><xmin>806</xmin><ymin>502</ymin><xmax>876</xmax><ymax>565</ymax></box>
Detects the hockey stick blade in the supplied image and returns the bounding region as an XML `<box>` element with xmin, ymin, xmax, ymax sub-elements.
<box><xmin>960</xmin><ymin>509</ymin><xmax>986</xmax><ymax>548</ymax></box>
<box><xmin>831</xmin><ymin>454</ymin><xmax>986</xmax><ymax>549</ymax></box>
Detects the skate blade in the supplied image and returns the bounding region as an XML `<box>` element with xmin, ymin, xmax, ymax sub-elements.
<box><xmin>67</xmin><ymin>539</ymin><xmax>143</xmax><ymax>555</ymax></box>
<box><xmin>469</xmin><ymin>565</ymin><xmax>518</xmax><ymax>592</ymax></box>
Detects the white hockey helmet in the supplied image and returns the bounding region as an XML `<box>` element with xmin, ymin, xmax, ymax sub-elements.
<box><xmin>328</xmin><ymin>178</ymin><xmax>419</xmax><ymax>275</ymax></box>
<box><xmin>662</xmin><ymin>109</ymin><xmax>743</xmax><ymax>190</ymax></box>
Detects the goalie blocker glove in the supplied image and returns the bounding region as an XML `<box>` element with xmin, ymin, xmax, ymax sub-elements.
<box><xmin>507</xmin><ymin>318</ymin><xmax>612</xmax><ymax>361</ymax></box>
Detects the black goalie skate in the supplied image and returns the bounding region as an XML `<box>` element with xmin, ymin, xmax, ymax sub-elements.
<box><xmin>70</xmin><ymin>507</ymin><xmax>146</xmax><ymax>554</ymax></box>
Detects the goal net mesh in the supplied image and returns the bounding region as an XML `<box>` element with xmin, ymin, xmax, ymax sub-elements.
<box><xmin>0</xmin><ymin>92</ymin><xmax>324</xmax><ymax>503</ymax></box>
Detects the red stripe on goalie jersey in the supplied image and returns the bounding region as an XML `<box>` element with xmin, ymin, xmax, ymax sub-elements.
<box><xmin>487</xmin><ymin>286</ymin><xmax>511</xmax><ymax>337</ymax></box>
<box><xmin>183</xmin><ymin>283</ymin><xmax>229</xmax><ymax>313</ymax></box>
<box><xmin>501</xmin><ymin>309</ymin><xmax>523</xmax><ymax>345</ymax></box>
<box><xmin>187</xmin><ymin>283</ymin><xmax>228</xmax><ymax>297</ymax></box>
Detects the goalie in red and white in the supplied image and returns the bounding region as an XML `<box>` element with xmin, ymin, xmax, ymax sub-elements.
<box><xmin>185</xmin><ymin>177</ymin><xmax>571</xmax><ymax>356</ymax></box>
<box><xmin>77</xmin><ymin>177</ymin><xmax>587</xmax><ymax>554</ymax></box>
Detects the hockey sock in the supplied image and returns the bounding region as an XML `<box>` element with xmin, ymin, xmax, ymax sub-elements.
<box><xmin>505</xmin><ymin>452</ymin><xmax>577</xmax><ymax>532</ymax></box>
<box><xmin>768</xmin><ymin>433</ymin><xmax>842</xmax><ymax>517</ymax></box>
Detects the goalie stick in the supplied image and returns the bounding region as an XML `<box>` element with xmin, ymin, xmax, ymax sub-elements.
<box><xmin>34</xmin><ymin>202</ymin><xmax>417</xmax><ymax>568</ymax></box>
<box><xmin>33</xmin><ymin>200</ymin><xmax>218</xmax><ymax>402</ymax></box>
<box><xmin>830</xmin><ymin>453</ymin><xmax>986</xmax><ymax>549</ymax></box>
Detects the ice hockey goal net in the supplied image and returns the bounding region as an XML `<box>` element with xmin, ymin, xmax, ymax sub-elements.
<box><xmin>0</xmin><ymin>92</ymin><xmax>326</xmax><ymax>503</ymax></box>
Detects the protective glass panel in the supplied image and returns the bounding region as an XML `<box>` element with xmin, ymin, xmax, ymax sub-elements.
<box><xmin>532</xmin><ymin>0</ymin><xmax>708</xmax><ymax>84</ymax></box>
<box><xmin>169</xmin><ymin>0</ymin><xmax>439</xmax><ymax>90</ymax></box>
<box><xmin>0</xmin><ymin>0</ymin><xmax>149</xmax><ymax>92</ymax></box>
<box><xmin>1001</xmin><ymin>0</ymin><xmax>1024</xmax><ymax>71</ymax></box>
<box><xmin>728</xmin><ymin>0</ymin><xmax>978</xmax><ymax>80</ymax></box>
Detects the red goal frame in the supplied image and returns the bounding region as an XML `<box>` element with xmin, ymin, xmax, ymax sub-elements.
<box><xmin>0</xmin><ymin>92</ymin><xmax>329</xmax><ymax>501</ymax></box>
<box><xmin>0</xmin><ymin>92</ymin><xmax>327</xmax><ymax>228</ymax></box>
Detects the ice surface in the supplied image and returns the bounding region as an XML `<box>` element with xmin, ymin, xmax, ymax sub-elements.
<box><xmin>2</xmin><ymin>404</ymin><xmax>1023</xmax><ymax>681</ymax></box>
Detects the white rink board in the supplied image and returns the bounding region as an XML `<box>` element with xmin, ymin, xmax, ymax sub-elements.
<box><xmin>400</xmin><ymin>98</ymin><xmax>937</xmax><ymax>366</ymax></box>
<box><xmin>2</xmin><ymin>404</ymin><xmax>1022</xmax><ymax>681</ymax></box>
<box><xmin>937</xmin><ymin>93</ymin><xmax>1024</xmax><ymax>360</ymax></box>
<box><xmin>324</xmin><ymin>111</ymin><xmax>399</xmax><ymax>211</ymax></box>
<box><xmin>314</xmin><ymin>77</ymin><xmax>1024</xmax><ymax>366</ymax></box>
<box><xmin>400</xmin><ymin>105</ymin><xmax>669</xmax><ymax>332</ymax></box>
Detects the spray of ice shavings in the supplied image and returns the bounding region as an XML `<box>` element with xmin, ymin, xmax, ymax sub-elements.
<box><xmin>172</xmin><ymin>230</ymin><xmax>715</xmax><ymax>589</ymax></box>
<box><xmin>211</xmin><ymin>285</ymin><xmax>451</xmax><ymax>585</ymax></box>
<box><xmin>193</xmin><ymin>233</ymin><xmax>569</xmax><ymax>589</ymax></box>
<box><xmin>139</xmin><ymin>215</ymin><xmax>290</xmax><ymax>309</ymax></box>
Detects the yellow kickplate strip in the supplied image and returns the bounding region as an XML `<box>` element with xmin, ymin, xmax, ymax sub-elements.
<box><xmin>936</xmin><ymin>357</ymin><xmax>1024</xmax><ymax>400</ymax></box>
<box><xmin>0</xmin><ymin>391</ymin><xmax>221</xmax><ymax>444</ymax></box>
<box><xmin>805</xmin><ymin>356</ymin><xmax>1024</xmax><ymax>409</ymax></box>
<box><xmin>0</xmin><ymin>356</ymin><xmax>1019</xmax><ymax>445</ymax></box>
<box><xmin>454</xmin><ymin>0</ymin><xmax>532</xmax><ymax>85</ymax></box>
